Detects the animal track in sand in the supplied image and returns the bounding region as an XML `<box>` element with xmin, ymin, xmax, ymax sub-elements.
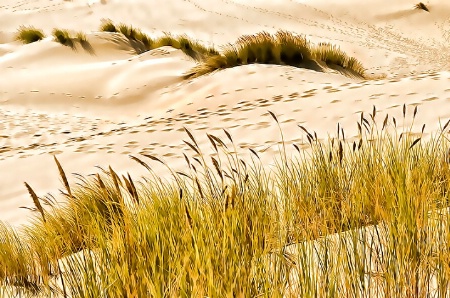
<box><xmin>423</xmin><ymin>97</ymin><xmax>439</xmax><ymax>102</ymax></box>
<box><xmin>301</xmin><ymin>93</ymin><xmax>316</xmax><ymax>98</ymax></box>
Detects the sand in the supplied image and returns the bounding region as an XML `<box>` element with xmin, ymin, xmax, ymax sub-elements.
<box><xmin>1</xmin><ymin>0</ymin><xmax>450</xmax><ymax>228</ymax></box>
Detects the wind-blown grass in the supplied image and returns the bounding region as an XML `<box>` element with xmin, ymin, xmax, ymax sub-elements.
<box><xmin>99</xmin><ymin>19</ymin><xmax>117</xmax><ymax>33</ymax></box>
<box><xmin>311</xmin><ymin>43</ymin><xmax>366</xmax><ymax>76</ymax></box>
<box><xmin>52</xmin><ymin>29</ymin><xmax>75</xmax><ymax>49</ymax></box>
<box><xmin>1</xmin><ymin>107</ymin><xmax>450</xmax><ymax>297</ymax></box>
<box><xmin>15</xmin><ymin>26</ymin><xmax>45</xmax><ymax>44</ymax></box>
<box><xmin>20</xmin><ymin>20</ymin><xmax>366</xmax><ymax>78</ymax></box>
<box><xmin>105</xmin><ymin>21</ymin><xmax>217</xmax><ymax>60</ymax></box>
<box><xmin>97</xmin><ymin>20</ymin><xmax>366</xmax><ymax>78</ymax></box>
<box><xmin>185</xmin><ymin>30</ymin><xmax>365</xmax><ymax>79</ymax></box>
<box><xmin>415</xmin><ymin>2</ymin><xmax>430</xmax><ymax>12</ymax></box>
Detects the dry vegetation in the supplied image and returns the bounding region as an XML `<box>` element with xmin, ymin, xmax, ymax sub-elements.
<box><xmin>415</xmin><ymin>2</ymin><xmax>430</xmax><ymax>12</ymax></box>
<box><xmin>185</xmin><ymin>31</ymin><xmax>366</xmax><ymax>78</ymax></box>
<box><xmin>52</xmin><ymin>29</ymin><xmax>75</xmax><ymax>49</ymax></box>
<box><xmin>15</xmin><ymin>26</ymin><xmax>45</xmax><ymax>44</ymax></box>
<box><xmin>15</xmin><ymin>20</ymin><xmax>366</xmax><ymax>78</ymax></box>
<box><xmin>1</xmin><ymin>107</ymin><xmax>450</xmax><ymax>297</ymax></box>
<box><xmin>96</xmin><ymin>20</ymin><xmax>365</xmax><ymax>78</ymax></box>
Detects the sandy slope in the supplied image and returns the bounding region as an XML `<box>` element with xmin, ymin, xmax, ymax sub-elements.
<box><xmin>1</xmin><ymin>0</ymin><xmax>450</xmax><ymax>227</ymax></box>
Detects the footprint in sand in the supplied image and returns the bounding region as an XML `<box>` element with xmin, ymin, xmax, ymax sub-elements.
<box><xmin>423</xmin><ymin>97</ymin><xmax>439</xmax><ymax>102</ymax></box>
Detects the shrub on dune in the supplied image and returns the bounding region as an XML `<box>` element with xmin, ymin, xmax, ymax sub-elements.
<box><xmin>75</xmin><ymin>31</ymin><xmax>87</xmax><ymax>43</ymax></box>
<box><xmin>76</xmin><ymin>31</ymin><xmax>94</xmax><ymax>54</ymax></box>
<box><xmin>52</xmin><ymin>28</ymin><xmax>75</xmax><ymax>48</ymax></box>
<box><xmin>99</xmin><ymin>18</ymin><xmax>117</xmax><ymax>33</ymax></box>
<box><xmin>117</xmin><ymin>23</ymin><xmax>138</xmax><ymax>40</ymax></box>
<box><xmin>346</xmin><ymin>56</ymin><xmax>366</xmax><ymax>77</ymax></box>
<box><xmin>235</xmin><ymin>32</ymin><xmax>281</xmax><ymax>65</ymax></box>
<box><xmin>312</xmin><ymin>43</ymin><xmax>347</xmax><ymax>67</ymax></box>
<box><xmin>177</xmin><ymin>35</ymin><xmax>218</xmax><ymax>61</ymax></box>
<box><xmin>186</xmin><ymin>31</ymin><xmax>350</xmax><ymax>79</ymax></box>
<box><xmin>100</xmin><ymin>21</ymin><xmax>151</xmax><ymax>53</ymax></box>
<box><xmin>414</xmin><ymin>2</ymin><xmax>429</xmax><ymax>12</ymax></box>
<box><xmin>15</xmin><ymin>26</ymin><xmax>45</xmax><ymax>44</ymax></box>
<box><xmin>184</xmin><ymin>54</ymin><xmax>228</xmax><ymax>78</ymax></box>
<box><xmin>153</xmin><ymin>33</ymin><xmax>180</xmax><ymax>49</ymax></box>
<box><xmin>135</xmin><ymin>31</ymin><xmax>153</xmax><ymax>51</ymax></box>
<box><xmin>276</xmin><ymin>30</ymin><xmax>312</xmax><ymax>65</ymax></box>
<box><xmin>312</xmin><ymin>43</ymin><xmax>365</xmax><ymax>76</ymax></box>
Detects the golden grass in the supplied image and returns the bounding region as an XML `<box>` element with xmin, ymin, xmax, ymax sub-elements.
<box><xmin>1</xmin><ymin>107</ymin><xmax>450</xmax><ymax>297</ymax></box>
<box><xmin>15</xmin><ymin>26</ymin><xmax>45</xmax><ymax>44</ymax></box>
<box><xmin>13</xmin><ymin>20</ymin><xmax>364</xmax><ymax>78</ymax></box>
<box><xmin>186</xmin><ymin>30</ymin><xmax>365</xmax><ymax>79</ymax></box>
<box><xmin>52</xmin><ymin>29</ymin><xmax>75</xmax><ymax>49</ymax></box>
<box><xmin>99</xmin><ymin>18</ymin><xmax>117</xmax><ymax>33</ymax></box>
<box><xmin>95</xmin><ymin>20</ymin><xmax>365</xmax><ymax>78</ymax></box>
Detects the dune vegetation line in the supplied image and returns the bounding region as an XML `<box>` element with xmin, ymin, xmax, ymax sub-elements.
<box><xmin>1</xmin><ymin>106</ymin><xmax>450</xmax><ymax>297</ymax></box>
<box><xmin>15</xmin><ymin>19</ymin><xmax>366</xmax><ymax>78</ymax></box>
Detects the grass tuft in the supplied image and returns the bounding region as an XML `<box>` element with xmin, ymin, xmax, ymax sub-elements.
<box><xmin>99</xmin><ymin>18</ymin><xmax>117</xmax><ymax>33</ymax></box>
<box><xmin>276</xmin><ymin>30</ymin><xmax>312</xmax><ymax>65</ymax></box>
<box><xmin>15</xmin><ymin>26</ymin><xmax>45</xmax><ymax>44</ymax></box>
<box><xmin>415</xmin><ymin>2</ymin><xmax>430</xmax><ymax>12</ymax></box>
<box><xmin>52</xmin><ymin>28</ymin><xmax>75</xmax><ymax>49</ymax></box>
<box><xmin>186</xmin><ymin>30</ymin><xmax>365</xmax><ymax>79</ymax></box>
<box><xmin>153</xmin><ymin>32</ymin><xmax>180</xmax><ymax>48</ymax></box>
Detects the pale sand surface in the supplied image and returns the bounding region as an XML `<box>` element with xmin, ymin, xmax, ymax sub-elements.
<box><xmin>1</xmin><ymin>0</ymin><xmax>450</xmax><ymax>228</ymax></box>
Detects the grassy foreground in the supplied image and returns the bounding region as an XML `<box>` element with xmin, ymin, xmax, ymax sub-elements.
<box><xmin>1</xmin><ymin>108</ymin><xmax>450</xmax><ymax>297</ymax></box>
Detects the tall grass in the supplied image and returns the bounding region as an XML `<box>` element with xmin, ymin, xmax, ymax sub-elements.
<box><xmin>99</xmin><ymin>20</ymin><xmax>217</xmax><ymax>60</ymax></box>
<box><xmin>185</xmin><ymin>30</ymin><xmax>365</xmax><ymax>79</ymax></box>
<box><xmin>52</xmin><ymin>29</ymin><xmax>75</xmax><ymax>49</ymax></box>
<box><xmin>2</xmin><ymin>108</ymin><xmax>448</xmax><ymax>297</ymax></box>
<box><xmin>19</xmin><ymin>20</ymin><xmax>366</xmax><ymax>78</ymax></box>
<box><xmin>15</xmin><ymin>26</ymin><xmax>45</xmax><ymax>44</ymax></box>
<box><xmin>97</xmin><ymin>21</ymin><xmax>364</xmax><ymax>77</ymax></box>
<box><xmin>99</xmin><ymin>18</ymin><xmax>117</xmax><ymax>33</ymax></box>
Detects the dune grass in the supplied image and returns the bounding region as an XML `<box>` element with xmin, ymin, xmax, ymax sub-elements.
<box><xmin>18</xmin><ymin>20</ymin><xmax>366</xmax><ymax>78</ymax></box>
<box><xmin>1</xmin><ymin>107</ymin><xmax>450</xmax><ymax>297</ymax></box>
<box><xmin>96</xmin><ymin>21</ymin><xmax>364</xmax><ymax>77</ymax></box>
<box><xmin>99</xmin><ymin>20</ymin><xmax>217</xmax><ymax>60</ymax></box>
<box><xmin>311</xmin><ymin>43</ymin><xmax>365</xmax><ymax>74</ymax></box>
<box><xmin>15</xmin><ymin>26</ymin><xmax>45</xmax><ymax>44</ymax></box>
<box><xmin>153</xmin><ymin>33</ymin><xmax>219</xmax><ymax>60</ymax></box>
<box><xmin>415</xmin><ymin>2</ymin><xmax>430</xmax><ymax>12</ymax></box>
<box><xmin>52</xmin><ymin>29</ymin><xmax>75</xmax><ymax>49</ymax></box>
<box><xmin>99</xmin><ymin>18</ymin><xmax>117</xmax><ymax>33</ymax></box>
<box><xmin>185</xmin><ymin>31</ymin><xmax>365</xmax><ymax>79</ymax></box>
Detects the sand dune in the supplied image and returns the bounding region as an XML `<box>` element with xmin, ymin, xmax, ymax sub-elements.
<box><xmin>1</xmin><ymin>0</ymin><xmax>450</xmax><ymax>229</ymax></box>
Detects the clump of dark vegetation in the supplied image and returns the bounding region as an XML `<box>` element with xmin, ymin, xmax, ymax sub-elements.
<box><xmin>99</xmin><ymin>18</ymin><xmax>117</xmax><ymax>33</ymax></box>
<box><xmin>25</xmin><ymin>20</ymin><xmax>366</xmax><ymax>79</ymax></box>
<box><xmin>185</xmin><ymin>30</ymin><xmax>365</xmax><ymax>78</ymax></box>
<box><xmin>414</xmin><ymin>2</ymin><xmax>429</xmax><ymax>12</ymax></box>
<box><xmin>99</xmin><ymin>21</ymin><xmax>153</xmax><ymax>52</ymax></box>
<box><xmin>99</xmin><ymin>20</ymin><xmax>217</xmax><ymax>60</ymax></box>
<box><xmin>52</xmin><ymin>28</ymin><xmax>75</xmax><ymax>49</ymax></box>
<box><xmin>75</xmin><ymin>31</ymin><xmax>94</xmax><ymax>54</ymax></box>
<box><xmin>15</xmin><ymin>26</ymin><xmax>45</xmax><ymax>44</ymax></box>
